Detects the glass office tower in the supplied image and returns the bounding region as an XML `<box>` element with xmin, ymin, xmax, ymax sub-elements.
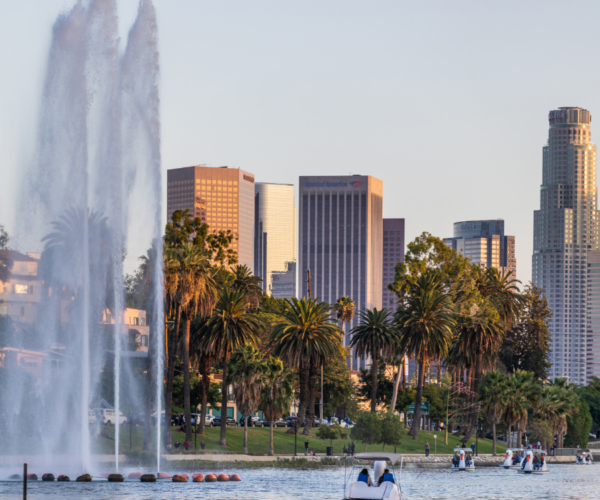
<box><xmin>254</xmin><ymin>183</ymin><xmax>297</xmax><ymax>298</ymax></box>
<box><xmin>167</xmin><ymin>165</ymin><xmax>255</xmax><ymax>271</ymax></box>
<box><xmin>298</xmin><ymin>175</ymin><xmax>383</xmax><ymax>368</ymax></box>
<box><xmin>532</xmin><ymin>107</ymin><xmax>598</xmax><ymax>385</ymax></box>
<box><xmin>382</xmin><ymin>219</ymin><xmax>405</xmax><ymax>309</ymax></box>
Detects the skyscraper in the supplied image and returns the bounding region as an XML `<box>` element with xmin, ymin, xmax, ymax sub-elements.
<box><xmin>254</xmin><ymin>183</ymin><xmax>297</xmax><ymax>298</ymax></box>
<box><xmin>382</xmin><ymin>219</ymin><xmax>405</xmax><ymax>309</ymax></box>
<box><xmin>167</xmin><ymin>166</ymin><xmax>255</xmax><ymax>271</ymax></box>
<box><xmin>298</xmin><ymin>175</ymin><xmax>383</xmax><ymax>367</ymax></box>
<box><xmin>444</xmin><ymin>220</ymin><xmax>516</xmax><ymax>277</ymax></box>
<box><xmin>532</xmin><ymin>107</ymin><xmax>598</xmax><ymax>385</ymax></box>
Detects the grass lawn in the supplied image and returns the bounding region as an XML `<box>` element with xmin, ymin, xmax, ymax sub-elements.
<box><xmin>93</xmin><ymin>425</ymin><xmax>507</xmax><ymax>456</ymax></box>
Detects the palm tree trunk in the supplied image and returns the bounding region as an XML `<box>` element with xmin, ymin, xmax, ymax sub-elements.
<box><xmin>492</xmin><ymin>422</ymin><xmax>497</xmax><ymax>456</ymax></box>
<box><xmin>303</xmin><ymin>360</ymin><xmax>318</xmax><ymax>435</ymax></box>
<box><xmin>269</xmin><ymin>422</ymin><xmax>274</xmax><ymax>456</ymax></box>
<box><xmin>243</xmin><ymin>413</ymin><xmax>248</xmax><ymax>454</ymax></box>
<box><xmin>165</xmin><ymin>306</ymin><xmax>180</xmax><ymax>445</ymax></box>
<box><xmin>437</xmin><ymin>359</ymin><xmax>441</xmax><ymax>387</ymax></box>
<box><xmin>402</xmin><ymin>358</ymin><xmax>406</xmax><ymax>389</ymax></box>
<box><xmin>371</xmin><ymin>356</ymin><xmax>379</xmax><ymax>413</ymax></box>
<box><xmin>507</xmin><ymin>424</ymin><xmax>511</xmax><ymax>448</ymax></box>
<box><xmin>143</xmin><ymin>314</ymin><xmax>155</xmax><ymax>451</ymax></box>
<box><xmin>219</xmin><ymin>357</ymin><xmax>228</xmax><ymax>446</ymax></box>
<box><xmin>390</xmin><ymin>359</ymin><xmax>402</xmax><ymax>413</ymax></box>
<box><xmin>198</xmin><ymin>355</ymin><xmax>211</xmax><ymax>435</ymax></box>
<box><xmin>410</xmin><ymin>357</ymin><xmax>426</xmax><ymax>440</ymax></box>
<box><xmin>183</xmin><ymin>315</ymin><xmax>193</xmax><ymax>443</ymax></box>
<box><xmin>287</xmin><ymin>360</ymin><xmax>308</xmax><ymax>435</ymax></box>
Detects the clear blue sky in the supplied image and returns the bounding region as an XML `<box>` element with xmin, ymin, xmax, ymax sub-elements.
<box><xmin>2</xmin><ymin>0</ymin><xmax>600</xmax><ymax>282</ymax></box>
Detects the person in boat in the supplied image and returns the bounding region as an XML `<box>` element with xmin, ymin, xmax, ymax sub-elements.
<box><xmin>452</xmin><ymin>453</ymin><xmax>460</xmax><ymax>467</ymax></box>
<box><xmin>357</xmin><ymin>468</ymin><xmax>373</xmax><ymax>486</ymax></box>
<box><xmin>533</xmin><ymin>456</ymin><xmax>541</xmax><ymax>470</ymax></box>
<box><xmin>465</xmin><ymin>454</ymin><xmax>472</xmax><ymax>467</ymax></box>
<box><xmin>377</xmin><ymin>469</ymin><xmax>395</xmax><ymax>485</ymax></box>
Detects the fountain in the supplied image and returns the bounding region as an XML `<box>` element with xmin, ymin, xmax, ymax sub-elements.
<box><xmin>6</xmin><ymin>0</ymin><xmax>163</xmax><ymax>475</ymax></box>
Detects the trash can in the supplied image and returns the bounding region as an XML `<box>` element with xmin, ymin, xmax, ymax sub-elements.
<box><xmin>326</xmin><ymin>446</ymin><xmax>333</xmax><ymax>456</ymax></box>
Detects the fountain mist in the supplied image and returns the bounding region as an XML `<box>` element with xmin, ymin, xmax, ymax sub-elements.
<box><xmin>8</xmin><ymin>0</ymin><xmax>163</xmax><ymax>474</ymax></box>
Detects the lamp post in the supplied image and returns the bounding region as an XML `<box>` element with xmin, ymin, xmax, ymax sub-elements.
<box><xmin>434</xmin><ymin>435</ymin><xmax>437</xmax><ymax>456</ymax></box>
<box><xmin>294</xmin><ymin>420</ymin><xmax>298</xmax><ymax>456</ymax></box>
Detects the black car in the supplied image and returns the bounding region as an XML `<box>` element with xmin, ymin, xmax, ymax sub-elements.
<box><xmin>285</xmin><ymin>416</ymin><xmax>298</xmax><ymax>427</ymax></box>
<box><xmin>212</xmin><ymin>416</ymin><xmax>238</xmax><ymax>427</ymax></box>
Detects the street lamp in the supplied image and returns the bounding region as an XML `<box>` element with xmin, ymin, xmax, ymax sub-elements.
<box><xmin>434</xmin><ymin>435</ymin><xmax>437</xmax><ymax>456</ymax></box>
<box><xmin>294</xmin><ymin>420</ymin><xmax>298</xmax><ymax>456</ymax></box>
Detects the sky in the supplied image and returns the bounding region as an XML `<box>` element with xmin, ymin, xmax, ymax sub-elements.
<box><xmin>3</xmin><ymin>0</ymin><xmax>600</xmax><ymax>282</ymax></box>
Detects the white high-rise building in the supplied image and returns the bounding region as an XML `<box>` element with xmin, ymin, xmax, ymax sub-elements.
<box><xmin>532</xmin><ymin>107</ymin><xmax>599</xmax><ymax>385</ymax></box>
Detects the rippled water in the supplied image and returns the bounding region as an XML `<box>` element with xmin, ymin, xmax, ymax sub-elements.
<box><xmin>0</xmin><ymin>464</ymin><xmax>597</xmax><ymax>499</ymax></box>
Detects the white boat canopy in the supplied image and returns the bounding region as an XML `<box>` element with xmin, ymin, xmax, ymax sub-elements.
<box><xmin>453</xmin><ymin>448</ymin><xmax>473</xmax><ymax>453</ymax></box>
<box><xmin>353</xmin><ymin>452</ymin><xmax>403</xmax><ymax>464</ymax></box>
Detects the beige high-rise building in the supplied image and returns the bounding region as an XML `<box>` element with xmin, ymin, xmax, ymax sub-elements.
<box><xmin>532</xmin><ymin>107</ymin><xmax>598</xmax><ymax>385</ymax></box>
<box><xmin>167</xmin><ymin>166</ymin><xmax>255</xmax><ymax>271</ymax></box>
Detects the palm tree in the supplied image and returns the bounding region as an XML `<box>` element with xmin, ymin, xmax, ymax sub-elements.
<box><xmin>395</xmin><ymin>270</ymin><xmax>456</xmax><ymax>440</ymax></box>
<box><xmin>261</xmin><ymin>356</ymin><xmax>294</xmax><ymax>456</ymax></box>
<box><xmin>199</xmin><ymin>288</ymin><xmax>262</xmax><ymax>446</ymax></box>
<box><xmin>350</xmin><ymin>308</ymin><xmax>399</xmax><ymax>412</ymax></box>
<box><xmin>477</xmin><ymin>370</ymin><xmax>508</xmax><ymax>455</ymax></box>
<box><xmin>228</xmin><ymin>345</ymin><xmax>267</xmax><ymax>454</ymax></box>
<box><xmin>270</xmin><ymin>297</ymin><xmax>342</xmax><ymax>435</ymax></box>
<box><xmin>167</xmin><ymin>243</ymin><xmax>218</xmax><ymax>443</ymax></box>
<box><xmin>333</xmin><ymin>295</ymin><xmax>356</xmax><ymax>344</ymax></box>
<box><xmin>229</xmin><ymin>264</ymin><xmax>263</xmax><ymax>307</ymax></box>
<box><xmin>502</xmin><ymin>370</ymin><xmax>537</xmax><ymax>447</ymax></box>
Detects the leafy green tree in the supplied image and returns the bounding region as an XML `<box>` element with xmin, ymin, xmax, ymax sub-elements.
<box><xmin>270</xmin><ymin>297</ymin><xmax>342</xmax><ymax>435</ymax></box>
<box><xmin>379</xmin><ymin>414</ymin><xmax>405</xmax><ymax>451</ymax></box>
<box><xmin>323</xmin><ymin>343</ymin><xmax>355</xmax><ymax>420</ymax></box>
<box><xmin>565</xmin><ymin>395</ymin><xmax>592</xmax><ymax>448</ymax></box>
<box><xmin>477</xmin><ymin>370</ymin><xmax>508</xmax><ymax>455</ymax></box>
<box><xmin>500</xmin><ymin>284</ymin><xmax>551</xmax><ymax>379</ymax></box>
<box><xmin>357</xmin><ymin>361</ymin><xmax>393</xmax><ymax>409</ymax></box>
<box><xmin>576</xmin><ymin>377</ymin><xmax>600</xmax><ymax>429</ymax></box>
<box><xmin>316</xmin><ymin>423</ymin><xmax>343</xmax><ymax>449</ymax></box>
<box><xmin>350</xmin><ymin>411</ymin><xmax>382</xmax><ymax>452</ymax></box>
<box><xmin>198</xmin><ymin>288</ymin><xmax>262</xmax><ymax>446</ymax></box>
<box><xmin>502</xmin><ymin>370</ymin><xmax>538</xmax><ymax>447</ymax></box>
<box><xmin>229</xmin><ymin>345</ymin><xmax>267</xmax><ymax>454</ymax></box>
<box><xmin>261</xmin><ymin>357</ymin><xmax>294</xmax><ymax>456</ymax></box>
<box><xmin>351</xmin><ymin>308</ymin><xmax>400</xmax><ymax>412</ymax></box>
<box><xmin>396</xmin><ymin>270</ymin><xmax>456</xmax><ymax>440</ymax></box>
<box><xmin>0</xmin><ymin>223</ymin><xmax>10</xmax><ymax>284</ymax></box>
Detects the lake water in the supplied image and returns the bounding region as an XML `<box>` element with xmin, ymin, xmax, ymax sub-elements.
<box><xmin>0</xmin><ymin>463</ymin><xmax>597</xmax><ymax>499</ymax></box>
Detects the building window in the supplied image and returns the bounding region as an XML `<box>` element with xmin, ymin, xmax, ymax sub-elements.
<box><xmin>141</xmin><ymin>335</ymin><xmax>149</xmax><ymax>347</ymax></box>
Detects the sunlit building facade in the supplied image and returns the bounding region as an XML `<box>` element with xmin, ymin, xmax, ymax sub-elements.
<box><xmin>167</xmin><ymin>165</ymin><xmax>255</xmax><ymax>271</ymax></box>
<box><xmin>532</xmin><ymin>107</ymin><xmax>598</xmax><ymax>385</ymax></box>
<box><xmin>254</xmin><ymin>183</ymin><xmax>297</xmax><ymax>298</ymax></box>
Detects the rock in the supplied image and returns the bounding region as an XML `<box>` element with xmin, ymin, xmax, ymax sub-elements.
<box><xmin>76</xmin><ymin>474</ymin><xmax>92</xmax><ymax>482</ymax></box>
<box><xmin>27</xmin><ymin>474</ymin><xmax>38</xmax><ymax>481</ymax></box>
<box><xmin>230</xmin><ymin>474</ymin><xmax>241</xmax><ymax>481</ymax></box>
<box><xmin>128</xmin><ymin>472</ymin><xmax>142</xmax><ymax>479</ymax></box>
<box><xmin>172</xmin><ymin>474</ymin><xmax>188</xmax><ymax>482</ymax></box>
<box><xmin>192</xmin><ymin>473</ymin><xmax>204</xmax><ymax>482</ymax></box>
<box><xmin>217</xmin><ymin>474</ymin><xmax>229</xmax><ymax>482</ymax></box>
<box><xmin>107</xmin><ymin>473</ymin><xmax>124</xmax><ymax>482</ymax></box>
<box><xmin>42</xmin><ymin>473</ymin><xmax>55</xmax><ymax>482</ymax></box>
<box><xmin>140</xmin><ymin>474</ymin><xmax>157</xmax><ymax>482</ymax></box>
<box><xmin>57</xmin><ymin>475</ymin><xmax>70</xmax><ymax>482</ymax></box>
<box><xmin>205</xmin><ymin>474</ymin><xmax>217</xmax><ymax>482</ymax></box>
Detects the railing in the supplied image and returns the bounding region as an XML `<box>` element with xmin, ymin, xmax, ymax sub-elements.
<box><xmin>553</xmin><ymin>448</ymin><xmax>582</xmax><ymax>456</ymax></box>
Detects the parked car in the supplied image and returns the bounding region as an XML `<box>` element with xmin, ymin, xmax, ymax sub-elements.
<box><xmin>273</xmin><ymin>418</ymin><xmax>287</xmax><ymax>427</ymax></box>
<box><xmin>92</xmin><ymin>408</ymin><xmax>127</xmax><ymax>426</ymax></box>
<box><xmin>212</xmin><ymin>416</ymin><xmax>238</xmax><ymax>427</ymax></box>
<box><xmin>128</xmin><ymin>412</ymin><xmax>145</xmax><ymax>425</ymax></box>
<box><xmin>239</xmin><ymin>416</ymin><xmax>265</xmax><ymax>427</ymax></box>
<box><xmin>285</xmin><ymin>416</ymin><xmax>298</xmax><ymax>427</ymax></box>
<box><xmin>205</xmin><ymin>414</ymin><xmax>215</xmax><ymax>425</ymax></box>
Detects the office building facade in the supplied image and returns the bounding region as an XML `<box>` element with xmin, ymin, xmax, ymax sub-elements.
<box><xmin>532</xmin><ymin>107</ymin><xmax>598</xmax><ymax>385</ymax></box>
<box><xmin>444</xmin><ymin>220</ymin><xmax>516</xmax><ymax>277</ymax></box>
<box><xmin>167</xmin><ymin>166</ymin><xmax>255</xmax><ymax>271</ymax></box>
<box><xmin>298</xmin><ymin>175</ymin><xmax>383</xmax><ymax>367</ymax></box>
<box><xmin>382</xmin><ymin>219</ymin><xmax>405</xmax><ymax>309</ymax></box>
<box><xmin>254</xmin><ymin>183</ymin><xmax>297</xmax><ymax>298</ymax></box>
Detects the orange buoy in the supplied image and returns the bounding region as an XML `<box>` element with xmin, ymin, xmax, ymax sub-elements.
<box><xmin>205</xmin><ymin>474</ymin><xmax>217</xmax><ymax>482</ymax></box>
<box><xmin>230</xmin><ymin>474</ymin><xmax>241</xmax><ymax>481</ymax></box>
<box><xmin>128</xmin><ymin>472</ymin><xmax>143</xmax><ymax>479</ymax></box>
<box><xmin>193</xmin><ymin>473</ymin><xmax>204</xmax><ymax>482</ymax></box>
<box><xmin>57</xmin><ymin>475</ymin><xmax>70</xmax><ymax>482</ymax></box>
<box><xmin>158</xmin><ymin>472</ymin><xmax>172</xmax><ymax>480</ymax></box>
<box><xmin>172</xmin><ymin>474</ymin><xmax>188</xmax><ymax>482</ymax></box>
<box><xmin>42</xmin><ymin>474</ymin><xmax>55</xmax><ymax>482</ymax></box>
<box><xmin>27</xmin><ymin>474</ymin><xmax>38</xmax><ymax>481</ymax></box>
<box><xmin>217</xmin><ymin>474</ymin><xmax>229</xmax><ymax>482</ymax></box>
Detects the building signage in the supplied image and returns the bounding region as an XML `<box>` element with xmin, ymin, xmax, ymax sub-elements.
<box><xmin>407</xmin><ymin>402</ymin><xmax>429</xmax><ymax>414</ymax></box>
<box><xmin>243</xmin><ymin>174</ymin><xmax>255</xmax><ymax>183</ymax></box>
<box><xmin>461</xmin><ymin>223</ymin><xmax>478</xmax><ymax>230</ymax></box>
<box><xmin>350</xmin><ymin>181</ymin><xmax>363</xmax><ymax>188</ymax></box>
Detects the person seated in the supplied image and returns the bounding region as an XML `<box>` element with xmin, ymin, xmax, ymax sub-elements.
<box><xmin>183</xmin><ymin>440</ymin><xmax>190</xmax><ymax>451</ymax></box>
<box><xmin>465</xmin><ymin>456</ymin><xmax>472</xmax><ymax>467</ymax></box>
<box><xmin>357</xmin><ymin>469</ymin><xmax>373</xmax><ymax>486</ymax></box>
<box><xmin>377</xmin><ymin>469</ymin><xmax>395</xmax><ymax>485</ymax></box>
<box><xmin>452</xmin><ymin>454</ymin><xmax>459</xmax><ymax>467</ymax></box>
<box><xmin>533</xmin><ymin>457</ymin><xmax>540</xmax><ymax>470</ymax></box>
<box><xmin>174</xmin><ymin>441</ymin><xmax>181</xmax><ymax>449</ymax></box>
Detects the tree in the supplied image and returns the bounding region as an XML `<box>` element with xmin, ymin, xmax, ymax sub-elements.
<box><xmin>261</xmin><ymin>357</ymin><xmax>294</xmax><ymax>456</ymax></box>
<box><xmin>351</xmin><ymin>308</ymin><xmax>399</xmax><ymax>413</ymax></box>
<box><xmin>0</xmin><ymin>224</ymin><xmax>10</xmax><ymax>284</ymax></box>
<box><xmin>395</xmin><ymin>270</ymin><xmax>455</xmax><ymax>440</ymax></box>
<box><xmin>565</xmin><ymin>395</ymin><xmax>592</xmax><ymax>448</ymax></box>
<box><xmin>357</xmin><ymin>361</ymin><xmax>394</xmax><ymax>410</ymax></box>
<box><xmin>502</xmin><ymin>370</ymin><xmax>537</xmax><ymax>448</ymax></box>
<box><xmin>576</xmin><ymin>376</ymin><xmax>600</xmax><ymax>429</ymax></box>
<box><xmin>198</xmin><ymin>288</ymin><xmax>262</xmax><ymax>446</ymax></box>
<box><xmin>500</xmin><ymin>284</ymin><xmax>552</xmax><ymax>379</ymax></box>
<box><xmin>333</xmin><ymin>296</ymin><xmax>356</xmax><ymax>352</ymax></box>
<box><xmin>228</xmin><ymin>345</ymin><xmax>266</xmax><ymax>454</ymax></box>
<box><xmin>379</xmin><ymin>413</ymin><xmax>405</xmax><ymax>452</ymax></box>
<box><xmin>316</xmin><ymin>423</ymin><xmax>343</xmax><ymax>449</ymax></box>
<box><xmin>229</xmin><ymin>265</ymin><xmax>263</xmax><ymax>307</ymax></box>
<box><xmin>350</xmin><ymin>411</ymin><xmax>382</xmax><ymax>452</ymax></box>
<box><xmin>167</xmin><ymin>242</ymin><xmax>218</xmax><ymax>443</ymax></box>
<box><xmin>477</xmin><ymin>370</ymin><xmax>508</xmax><ymax>455</ymax></box>
<box><xmin>270</xmin><ymin>297</ymin><xmax>342</xmax><ymax>435</ymax></box>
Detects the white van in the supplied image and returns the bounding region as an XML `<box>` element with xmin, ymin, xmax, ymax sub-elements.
<box><xmin>93</xmin><ymin>408</ymin><xmax>127</xmax><ymax>425</ymax></box>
